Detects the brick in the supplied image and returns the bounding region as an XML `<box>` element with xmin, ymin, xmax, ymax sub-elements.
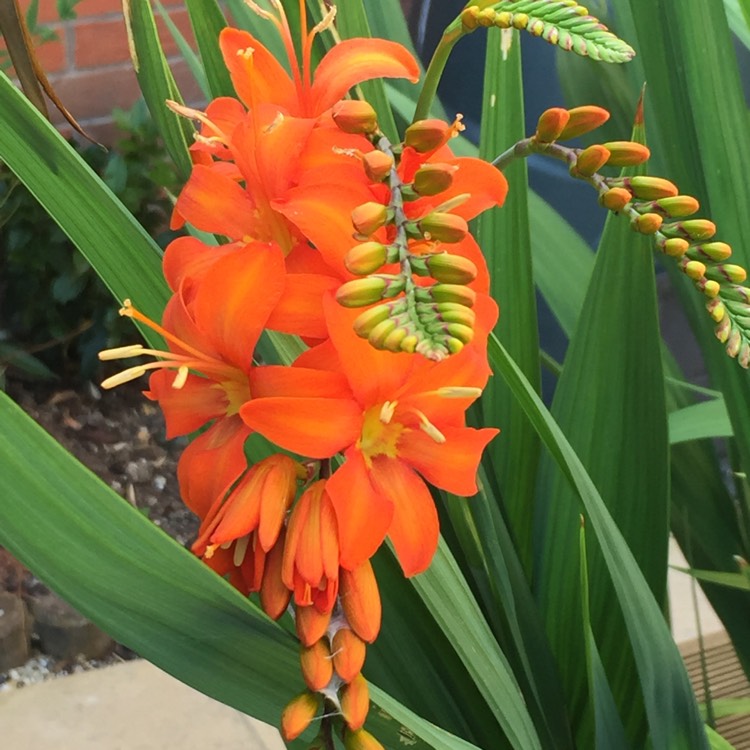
<box><xmin>74</xmin><ymin>16</ymin><xmax>130</xmax><ymax>68</ymax></box>
<box><xmin>0</xmin><ymin>26</ymin><xmax>67</xmax><ymax>77</ymax></box>
<box><xmin>49</xmin><ymin>64</ymin><xmax>141</xmax><ymax>123</ymax></box>
<box><xmin>156</xmin><ymin>9</ymin><xmax>197</xmax><ymax>58</ymax></box>
<box><xmin>28</xmin><ymin>593</ymin><xmax>114</xmax><ymax>660</ymax></box>
<box><xmin>0</xmin><ymin>593</ymin><xmax>31</xmax><ymax>672</ymax></box>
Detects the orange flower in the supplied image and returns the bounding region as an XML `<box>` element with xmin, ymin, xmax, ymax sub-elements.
<box><xmin>240</xmin><ymin>296</ymin><xmax>499</xmax><ymax>575</ymax></box>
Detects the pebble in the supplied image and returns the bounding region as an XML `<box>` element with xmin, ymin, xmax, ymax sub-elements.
<box><xmin>152</xmin><ymin>475</ymin><xmax>166</xmax><ymax>491</ymax></box>
<box><xmin>125</xmin><ymin>459</ymin><xmax>152</xmax><ymax>483</ymax></box>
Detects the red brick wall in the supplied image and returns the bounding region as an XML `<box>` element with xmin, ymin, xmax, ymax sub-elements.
<box><xmin>6</xmin><ymin>0</ymin><xmax>204</xmax><ymax>143</ymax></box>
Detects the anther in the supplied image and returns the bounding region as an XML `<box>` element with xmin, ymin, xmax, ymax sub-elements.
<box><xmin>379</xmin><ymin>401</ymin><xmax>397</xmax><ymax>424</ymax></box>
<box><xmin>98</xmin><ymin>344</ymin><xmax>145</xmax><ymax>361</ymax></box>
<box><xmin>172</xmin><ymin>366</ymin><xmax>189</xmax><ymax>389</ymax></box>
<box><xmin>233</xmin><ymin>535</ymin><xmax>250</xmax><ymax>567</ymax></box>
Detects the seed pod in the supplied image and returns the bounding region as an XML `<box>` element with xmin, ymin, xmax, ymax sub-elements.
<box><xmin>534</xmin><ymin>107</ymin><xmax>570</xmax><ymax>144</ymax></box>
<box><xmin>341</xmin><ymin>674</ymin><xmax>370</xmax><ymax>731</ymax></box>
<box><xmin>332</xmin><ymin>100</ymin><xmax>379</xmax><ymax>135</ymax></box>
<box><xmin>281</xmin><ymin>692</ymin><xmax>320</xmax><ymax>741</ymax></box>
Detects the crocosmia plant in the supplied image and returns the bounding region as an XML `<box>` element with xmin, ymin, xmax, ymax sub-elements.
<box><xmin>2</xmin><ymin>1</ymin><xmax>750</xmax><ymax>749</ymax></box>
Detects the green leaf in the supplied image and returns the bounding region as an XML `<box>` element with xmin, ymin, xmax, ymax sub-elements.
<box><xmin>0</xmin><ymin>392</ymin><xmax>488</xmax><ymax>750</ymax></box>
<box><xmin>476</xmin><ymin>28</ymin><xmax>541</xmax><ymax>570</ymax></box>
<box><xmin>669</xmin><ymin>399</ymin><xmax>733</xmax><ymax>444</ymax></box>
<box><xmin>700</xmin><ymin>697</ymin><xmax>750</xmax><ymax>720</ymax></box>
<box><xmin>0</xmin><ymin>72</ymin><xmax>169</xmax><ymax>344</ymax></box>
<box><xmin>705</xmin><ymin>726</ymin><xmax>737</xmax><ymax>750</ymax></box>
<box><xmin>674</xmin><ymin>567</ymin><xmax>750</xmax><ymax>592</ymax></box>
<box><xmin>184</xmin><ymin>0</ymin><xmax>235</xmax><ymax>98</ymax></box>
<box><xmin>123</xmin><ymin>0</ymin><xmax>193</xmax><ymax>180</ymax></box>
<box><xmin>489</xmin><ymin>335</ymin><xmax>708</xmax><ymax>750</ymax></box>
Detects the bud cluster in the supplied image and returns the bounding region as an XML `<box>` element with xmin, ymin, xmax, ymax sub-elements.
<box><xmin>333</xmin><ymin>109</ymin><xmax>482</xmax><ymax>361</ymax></box>
<box><xmin>496</xmin><ymin>105</ymin><xmax>750</xmax><ymax>369</ymax></box>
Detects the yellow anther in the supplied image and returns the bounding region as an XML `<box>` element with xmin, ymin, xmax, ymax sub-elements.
<box><xmin>237</xmin><ymin>46</ymin><xmax>254</xmax><ymax>59</ymax></box>
<box><xmin>419</xmin><ymin>418</ymin><xmax>446</xmax><ymax>444</ymax></box>
<box><xmin>233</xmin><ymin>535</ymin><xmax>250</xmax><ymax>567</ymax></box>
<box><xmin>379</xmin><ymin>401</ymin><xmax>397</xmax><ymax>424</ymax></box>
<box><xmin>98</xmin><ymin>344</ymin><xmax>145</xmax><ymax>361</ymax></box>
<box><xmin>172</xmin><ymin>366</ymin><xmax>189</xmax><ymax>390</ymax></box>
<box><xmin>435</xmin><ymin>386</ymin><xmax>483</xmax><ymax>399</ymax></box>
<box><xmin>100</xmin><ymin>366</ymin><xmax>147</xmax><ymax>390</ymax></box>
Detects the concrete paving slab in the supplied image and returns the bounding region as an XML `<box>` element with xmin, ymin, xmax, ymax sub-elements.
<box><xmin>0</xmin><ymin>659</ymin><xmax>285</xmax><ymax>750</ymax></box>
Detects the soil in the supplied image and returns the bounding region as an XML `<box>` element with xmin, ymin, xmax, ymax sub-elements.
<box><xmin>0</xmin><ymin>375</ymin><xmax>200</xmax><ymax>687</ymax></box>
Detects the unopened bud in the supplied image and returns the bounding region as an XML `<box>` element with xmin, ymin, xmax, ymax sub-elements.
<box><xmin>404</xmin><ymin>116</ymin><xmax>464</xmax><ymax>153</ymax></box>
<box><xmin>412</xmin><ymin>163</ymin><xmax>457</xmax><ymax>196</ymax></box>
<box><xmin>727</xmin><ymin>328</ymin><xmax>743</xmax><ymax>358</ymax></box>
<box><xmin>446</xmin><ymin>322</ymin><xmax>475</xmax><ymax>344</ymax></box>
<box><xmin>281</xmin><ymin>692</ymin><xmax>320</xmax><ymax>741</ymax></box>
<box><xmin>706</xmin><ymin>298</ymin><xmax>726</xmax><ymax>323</ymax></box>
<box><xmin>340</xmin><ymin>561</ymin><xmax>381</xmax><ymax>643</ymax></box>
<box><xmin>426</xmin><ymin>283</ymin><xmax>476</xmax><ymax>307</ymax></box>
<box><xmin>600</xmin><ymin>187</ymin><xmax>631</xmax><ymax>212</ymax></box>
<box><xmin>353</xmin><ymin>303</ymin><xmax>399</xmax><ymax>336</ymax></box>
<box><xmin>688</xmin><ymin>242</ymin><xmax>733</xmax><ymax>262</ymax></box>
<box><xmin>417</xmin><ymin>212</ymin><xmax>468</xmax><ymax>243</ymax></box>
<box><xmin>661</xmin><ymin>238</ymin><xmax>689</xmax><ymax>258</ymax></box>
<box><xmin>300</xmin><ymin>639</ymin><xmax>334</xmax><ymax>691</ymax></box>
<box><xmin>332</xmin><ymin>100</ymin><xmax>379</xmax><ymax>135</ymax></box>
<box><xmin>631</xmin><ymin>212</ymin><xmax>663</xmax><ymax>234</ymax></box>
<box><xmin>367</xmin><ymin>318</ymin><xmax>398</xmax><ymax>348</ymax></box>
<box><xmin>460</xmin><ymin>7</ymin><xmax>481</xmax><ymax>30</ymax></box>
<box><xmin>259</xmin><ymin>531</ymin><xmax>291</xmax><ymax>620</ymax></box>
<box><xmin>655</xmin><ymin>195</ymin><xmax>700</xmax><ymax>217</ymax></box>
<box><xmin>436</xmin><ymin>302</ymin><xmax>476</xmax><ymax>327</ymax></box>
<box><xmin>628</xmin><ymin>176</ymin><xmax>678</xmax><ymax>200</ymax></box>
<box><xmin>424</xmin><ymin>253</ymin><xmax>477</xmax><ymax>284</ymax></box>
<box><xmin>362</xmin><ymin>150</ymin><xmax>393</xmax><ymax>182</ymax></box>
<box><xmin>558</xmin><ymin>105</ymin><xmax>610</xmax><ymax>140</ymax></box>
<box><xmin>679</xmin><ymin>258</ymin><xmax>707</xmax><ymax>280</ymax></box>
<box><xmin>337</xmin><ymin>276</ymin><xmax>404</xmax><ymax>307</ymax></box>
<box><xmin>351</xmin><ymin>202</ymin><xmax>389</xmax><ymax>236</ymax></box>
<box><xmin>341</xmin><ymin>674</ymin><xmax>370</xmax><ymax>731</ymax></box>
<box><xmin>705</xmin><ymin>264</ymin><xmax>748</xmax><ymax>284</ymax></box>
<box><xmin>296</xmin><ymin>605</ymin><xmax>331</xmax><ymax>647</ymax></box>
<box><xmin>696</xmin><ymin>277</ymin><xmax>721</xmax><ymax>298</ymax></box>
<box><xmin>662</xmin><ymin>219</ymin><xmax>717</xmax><ymax>241</ymax></box>
<box><xmin>602</xmin><ymin>141</ymin><xmax>650</xmax><ymax>166</ymax></box>
<box><xmin>344</xmin><ymin>728</ymin><xmax>385</xmax><ymax>750</ymax></box>
<box><xmin>739</xmin><ymin>343</ymin><xmax>750</xmax><ymax>369</ymax></box>
<box><xmin>573</xmin><ymin>145</ymin><xmax>611</xmax><ymax>177</ymax></box>
<box><xmin>381</xmin><ymin>326</ymin><xmax>409</xmax><ymax>352</ymax></box>
<box><xmin>332</xmin><ymin>628</ymin><xmax>367</xmax><ymax>683</ymax></box>
<box><xmin>345</xmin><ymin>242</ymin><xmax>390</xmax><ymax>275</ymax></box>
<box><xmin>723</xmin><ymin>285</ymin><xmax>750</xmax><ymax>303</ymax></box>
<box><xmin>534</xmin><ymin>107</ymin><xmax>570</xmax><ymax>144</ymax></box>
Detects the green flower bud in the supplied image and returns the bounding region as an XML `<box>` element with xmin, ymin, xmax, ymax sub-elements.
<box><xmin>345</xmin><ymin>242</ymin><xmax>390</xmax><ymax>275</ymax></box>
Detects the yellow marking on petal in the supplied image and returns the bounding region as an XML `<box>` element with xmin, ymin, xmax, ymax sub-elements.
<box><xmin>172</xmin><ymin>366</ymin><xmax>189</xmax><ymax>390</ymax></box>
<box><xmin>98</xmin><ymin>344</ymin><xmax>145</xmax><ymax>361</ymax></box>
<box><xmin>100</xmin><ymin>366</ymin><xmax>147</xmax><ymax>389</ymax></box>
<box><xmin>233</xmin><ymin>535</ymin><xmax>250</xmax><ymax>567</ymax></box>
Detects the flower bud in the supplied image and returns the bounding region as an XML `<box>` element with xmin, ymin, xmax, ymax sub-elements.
<box><xmin>696</xmin><ymin>277</ymin><xmax>721</xmax><ymax>298</ymax></box>
<box><xmin>352</xmin><ymin>303</ymin><xmax>398</xmax><ymax>336</ymax></box>
<box><xmin>655</xmin><ymin>195</ymin><xmax>700</xmax><ymax>217</ymax></box>
<box><xmin>381</xmin><ymin>326</ymin><xmax>410</xmax><ymax>353</ymax></box>
<box><xmin>558</xmin><ymin>105</ymin><xmax>610</xmax><ymax>141</ymax></box>
<box><xmin>679</xmin><ymin>257</ymin><xmax>707</xmax><ymax>280</ymax></box>
<box><xmin>412</xmin><ymin>163</ymin><xmax>457</xmax><ymax>196</ymax></box>
<box><xmin>662</xmin><ymin>219</ymin><xmax>716</xmax><ymax>241</ymax></box>
<box><xmin>631</xmin><ymin>212</ymin><xmax>663</xmax><ymax>234</ymax></box>
<box><xmin>362</xmin><ymin>150</ymin><xmax>393</xmax><ymax>182</ymax></box>
<box><xmin>534</xmin><ymin>107</ymin><xmax>570</xmax><ymax>144</ymax></box>
<box><xmin>600</xmin><ymin>187</ymin><xmax>631</xmax><ymax>212</ymax></box>
<box><xmin>367</xmin><ymin>318</ymin><xmax>399</xmax><ymax>349</ymax></box>
<box><xmin>332</xmin><ymin>628</ymin><xmax>367</xmax><ymax>683</ymax></box>
<box><xmin>436</xmin><ymin>302</ymin><xmax>477</xmax><ymax>327</ymax></box>
<box><xmin>706</xmin><ymin>298</ymin><xmax>726</xmax><ymax>323</ymax></box>
<box><xmin>351</xmin><ymin>202</ymin><xmax>389</xmax><ymax>236</ymax></box>
<box><xmin>715</xmin><ymin>316</ymin><xmax>732</xmax><ymax>343</ymax></box>
<box><xmin>340</xmin><ymin>561</ymin><xmax>381</xmax><ymax>643</ymax></box>
<box><xmin>602</xmin><ymin>141</ymin><xmax>650</xmax><ymax>166</ymax></box>
<box><xmin>705</xmin><ymin>264</ymin><xmax>748</xmax><ymax>284</ymax></box>
<box><xmin>332</xmin><ymin>100</ymin><xmax>379</xmax><ymax>135</ymax></box>
<box><xmin>460</xmin><ymin>7</ymin><xmax>481</xmax><ymax>30</ymax></box>
<box><xmin>281</xmin><ymin>691</ymin><xmax>320</xmax><ymax>741</ymax></box>
<box><xmin>344</xmin><ymin>728</ymin><xmax>385</xmax><ymax>750</ymax></box>
<box><xmin>479</xmin><ymin>8</ymin><xmax>498</xmax><ymax>26</ymax></box>
<box><xmin>345</xmin><ymin>242</ymin><xmax>390</xmax><ymax>275</ymax></box>
<box><xmin>337</xmin><ymin>276</ymin><xmax>404</xmax><ymax>308</ymax></box>
<box><xmin>300</xmin><ymin>638</ymin><xmax>334</xmax><ymax>691</ymax></box>
<box><xmin>424</xmin><ymin>252</ymin><xmax>477</xmax><ymax>284</ymax></box>
<box><xmin>661</xmin><ymin>238</ymin><xmax>689</xmax><ymax>258</ymax></box>
<box><xmin>259</xmin><ymin>530</ymin><xmax>291</xmax><ymax>620</ymax></box>
<box><xmin>446</xmin><ymin>323</ymin><xmax>475</xmax><ymax>344</ymax></box>
<box><xmin>727</xmin><ymin>328</ymin><xmax>742</xmax><ymax>358</ymax></box>
<box><xmin>340</xmin><ymin>673</ymin><xmax>370</xmax><ymax>731</ymax></box>
<box><xmin>417</xmin><ymin>212</ymin><xmax>468</xmax><ymax>243</ymax></box>
<box><xmin>723</xmin><ymin>285</ymin><xmax>750</xmax><ymax>303</ymax></box>
<box><xmin>404</xmin><ymin>116</ymin><xmax>464</xmax><ymax>153</ymax></box>
<box><xmin>739</xmin><ymin>342</ymin><xmax>750</xmax><ymax>369</ymax></box>
<box><xmin>628</xmin><ymin>176</ymin><xmax>678</xmax><ymax>200</ymax></box>
<box><xmin>572</xmin><ymin>145</ymin><xmax>611</xmax><ymax>177</ymax></box>
<box><xmin>427</xmin><ymin>283</ymin><xmax>477</xmax><ymax>307</ymax></box>
<box><xmin>688</xmin><ymin>241</ymin><xmax>732</xmax><ymax>262</ymax></box>
<box><xmin>296</xmin><ymin>605</ymin><xmax>331</xmax><ymax>647</ymax></box>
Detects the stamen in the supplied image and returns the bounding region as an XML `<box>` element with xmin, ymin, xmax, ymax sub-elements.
<box><xmin>233</xmin><ymin>535</ymin><xmax>250</xmax><ymax>567</ymax></box>
<box><xmin>450</xmin><ymin>114</ymin><xmax>466</xmax><ymax>137</ymax></box>
<box><xmin>312</xmin><ymin>5</ymin><xmax>337</xmax><ymax>35</ymax></box>
<box><xmin>98</xmin><ymin>344</ymin><xmax>145</xmax><ymax>361</ymax></box>
<box><xmin>419</xmin><ymin>418</ymin><xmax>446</xmax><ymax>444</ymax></box>
<box><xmin>434</xmin><ymin>193</ymin><xmax>472</xmax><ymax>213</ymax></box>
<box><xmin>244</xmin><ymin>0</ymin><xmax>276</xmax><ymax>22</ymax></box>
<box><xmin>172</xmin><ymin>366</ymin><xmax>189</xmax><ymax>389</ymax></box>
<box><xmin>379</xmin><ymin>401</ymin><xmax>397</xmax><ymax>423</ymax></box>
<box><xmin>100</xmin><ymin>366</ymin><xmax>147</xmax><ymax>389</ymax></box>
<box><xmin>204</xmin><ymin>544</ymin><xmax>218</xmax><ymax>560</ymax></box>
<box><xmin>435</xmin><ymin>386</ymin><xmax>483</xmax><ymax>399</ymax></box>
<box><xmin>166</xmin><ymin>100</ymin><xmax>229</xmax><ymax>143</ymax></box>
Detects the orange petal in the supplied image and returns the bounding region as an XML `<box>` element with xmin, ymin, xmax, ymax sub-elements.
<box><xmin>293</xmin><ymin>339</ymin><xmax>341</xmax><ymax>372</ymax></box>
<box><xmin>257</xmin><ymin>455</ymin><xmax>298</xmax><ymax>551</ymax></box>
<box><xmin>370</xmin><ymin>457</ymin><xmax>438</xmax><ymax>576</ymax></box>
<box><xmin>208</xmin><ymin>464</ymin><xmax>265</xmax><ymax>545</ymax></box>
<box><xmin>260</xmin><ymin>526</ymin><xmax>291</xmax><ymax>619</ymax></box>
<box><xmin>176</xmin><ymin>417</ymin><xmax>249</xmax><ymax>518</ymax></box>
<box><xmin>249</xmin><ymin>364</ymin><xmax>350</xmax><ymax>399</ymax></box>
<box><xmin>295</xmin><ymin>482</ymin><xmax>326</xmax><ymax>585</ymax></box>
<box><xmin>339</xmin><ymin>560</ymin><xmax>381</xmax><ymax>642</ymax></box>
<box><xmin>162</xmin><ymin>235</ymin><xmax>239</xmax><ymax>293</ymax></box>
<box><xmin>145</xmin><ymin>369</ymin><xmax>227</xmax><ymax>438</ymax></box>
<box><xmin>240</xmin><ymin>396</ymin><xmax>361</xmax><ymax>458</ymax></box>
<box><xmin>192</xmin><ymin>243</ymin><xmax>286</xmax><ymax>370</ymax></box>
<box><xmin>266</xmin><ymin>273</ymin><xmax>339</xmax><ymax>338</ymax></box>
<box><xmin>310</xmin><ymin>39</ymin><xmax>419</xmax><ymax>113</ymax></box>
<box><xmin>398</xmin><ymin>426</ymin><xmax>499</xmax><ymax>496</ymax></box>
<box><xmin>219</xmin><ymin>28</ymin><xmax>296</xmax><ymax>112</ymax></box>
<box><xmin>327</xmin><ymin>450</ymin><xmax>393</xmax><ymax>570</ymax></box>
<box><xmin>175</xmin><ymin>164</ymin><xmax>257</xmax><ymax>239</ymax></box>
